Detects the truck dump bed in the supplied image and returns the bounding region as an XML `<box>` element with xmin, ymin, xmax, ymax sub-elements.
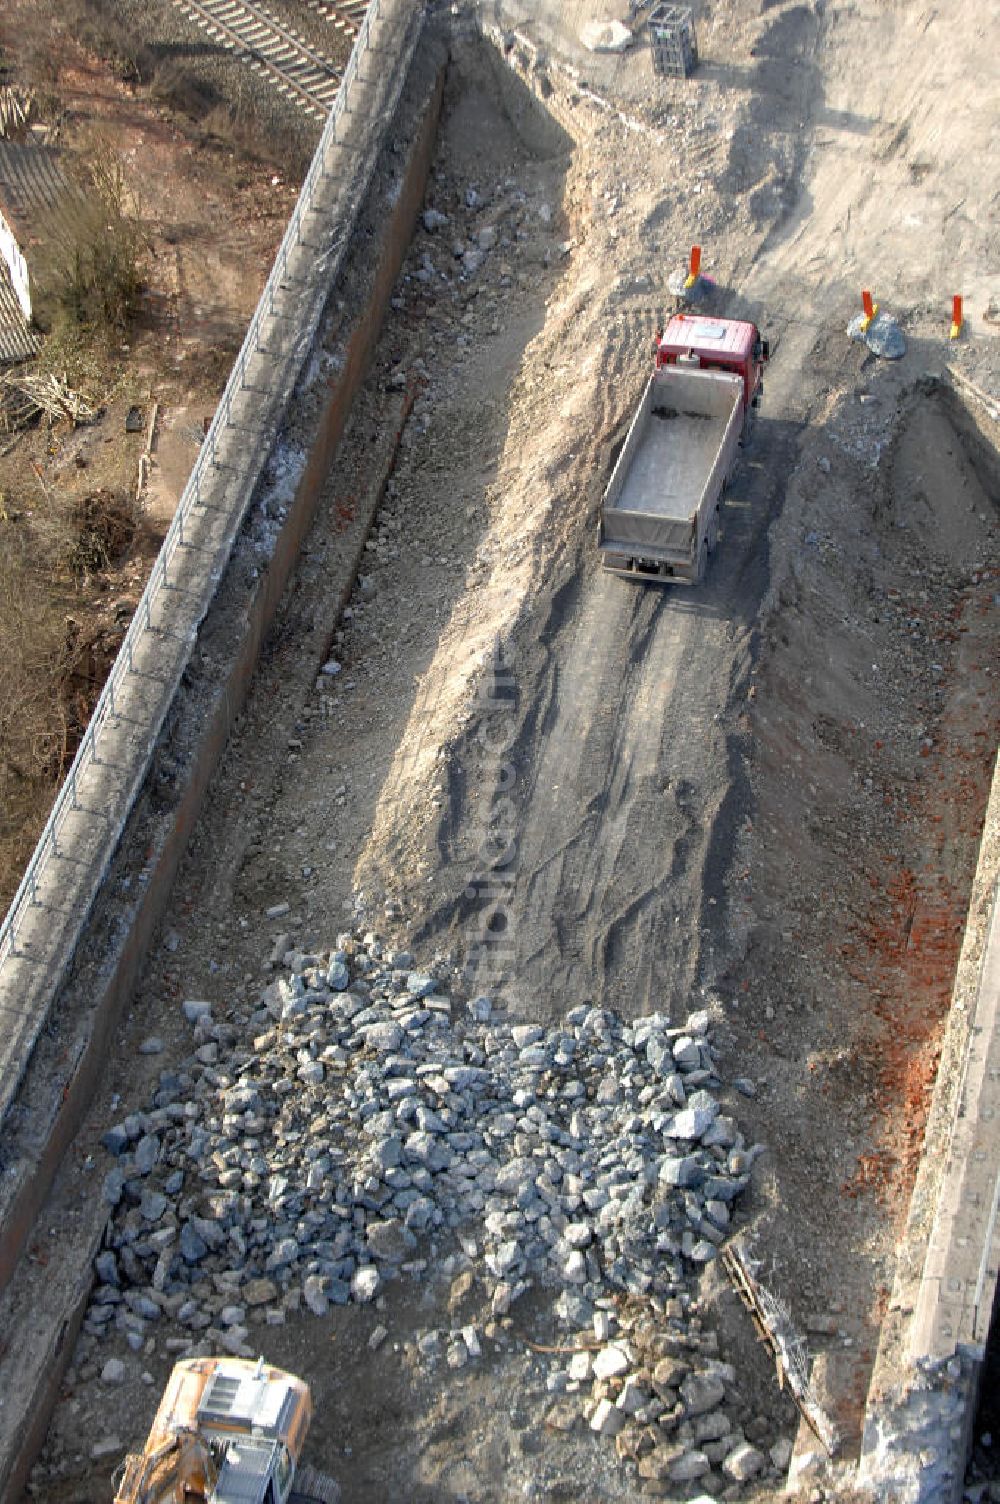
<box><xmin>599</xmin><ymin>365</ymin><xmax>743</xmax><ymax>580</ymax></box>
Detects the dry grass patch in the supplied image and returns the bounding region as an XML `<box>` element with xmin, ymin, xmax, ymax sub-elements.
<box><xmin>0</xmin><ymin>514</ymin><xmax>74</xmax><ymax>910</ymax></box>
<box><xmin>30</xmin><ymin>138</ymin><xmax>147</xmax><ymax>336</ymax></box>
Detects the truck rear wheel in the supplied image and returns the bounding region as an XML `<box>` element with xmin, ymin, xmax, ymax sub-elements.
<box><xmin>698</xmin><ymin>538</ymin><xmax>709</xmax><ymax>582</ymax></box>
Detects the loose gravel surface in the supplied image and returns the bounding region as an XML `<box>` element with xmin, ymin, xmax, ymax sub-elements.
<box><xmin>11</xmin><ymin>0</ymin><xmax>1000</xmax><ymax>1501</ymax></box>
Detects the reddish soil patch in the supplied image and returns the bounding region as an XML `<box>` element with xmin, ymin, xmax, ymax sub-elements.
<box><xmin>839</xmin><ymin>567</ymin><xmax>1000</xmax><ymax>1220</ymax></box>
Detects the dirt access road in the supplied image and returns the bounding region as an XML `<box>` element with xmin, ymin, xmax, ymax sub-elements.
<box><xmin>27</xmin><ymin>0</ymin><xmax>999</xmax><ymax>1501</ymax></box>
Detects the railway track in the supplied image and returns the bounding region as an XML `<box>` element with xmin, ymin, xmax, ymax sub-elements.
<box><xmin>171</xmin><ymin>0</ymin><xmax>351</xmax><ymax>119</ymax></box>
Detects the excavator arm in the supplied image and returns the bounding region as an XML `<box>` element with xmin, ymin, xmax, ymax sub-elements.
<box><xmin>113</xmin><ymin>1428</ymin><xmax>218</xmax><ymax>1504</ymax></box>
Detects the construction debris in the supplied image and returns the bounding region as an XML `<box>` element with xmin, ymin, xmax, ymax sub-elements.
<box><xmin>135</xmin><ymin>401</ymin><xmax>158</xmax><ymax>503</ymax></box>
<box><xmin>722</xmin><ymin>1241</ymin><xmax>839</xmax><ymax>1457</ymax></box>
<box><xmin>0</xmin><ymin>370</ymin><xmax>98</xmax><ymax>431</ymax></box>
<box><xmin>847</xmin><ymin>308</ymin><xmax>906</xmax><ymax>360</ymax></box>
<box><xmin>579</xmin><ymin>21</ymin><xmax>634</xmax><ymax>53</ymax></box>
<box><xmin>0</xmin><ymin>86</ymin><xmax>36</xmax><ymax>141</ymax></box>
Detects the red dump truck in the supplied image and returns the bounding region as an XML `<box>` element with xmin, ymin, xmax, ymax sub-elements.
<box><xmin>597</xmin><ymin>314</ymin><xmax>768</xmax><ymax>582</ymax></box>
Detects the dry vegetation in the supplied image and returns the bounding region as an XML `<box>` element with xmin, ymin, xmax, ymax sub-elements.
<box><xmin>0</xmin><ymin>0</ymin><xmax>310</xmax><ymax>914</ymax></box>
<box><xmin>0</xmin><ymin>358</ymin><xmax>146</xmax><ymax>912</ymax></box>
<box><xmin>0</xmin><ymin>73</ymin><xmax>148</xmax><ymax>911</ymax></box>
<box><xmin>0</xmin><ymin>511</ymin><xmax>75</xmax><ymax>895</ymax></box>
<box><xmin>0</xmin><ymin>377</ymin><xmax>142</xmax><ymax>921</ymax></box>
<box><xmin>30</xmin><ymin>139</ymin><xmax>147</xmax><ymax>333</ymax></box>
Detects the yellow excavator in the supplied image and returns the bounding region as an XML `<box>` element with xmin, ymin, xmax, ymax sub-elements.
<box><xmin>112</xmin><ymin>1355</ymin><xmax>340</xmax><ymax>1504</ymax></box>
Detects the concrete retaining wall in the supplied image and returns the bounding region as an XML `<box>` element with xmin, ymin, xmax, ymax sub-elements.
<box><xmin>857</xmin><ymin>375</ymin><xmax>1000</xmax><ymax>1503</ymax></box>
<box><xmin>0</xmin><ymin>13</ymin><xmax>446</xmax><ymax>1498</ymax></box>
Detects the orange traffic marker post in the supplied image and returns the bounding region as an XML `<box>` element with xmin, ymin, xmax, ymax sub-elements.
<box><xmin>860</xmin><ymin>288</ymin><xmax>878</xmax><ymax>334</ymax></box>
<box><xmin>950</xmin><ymin>294</ymin><xmax>963</xmax><ymax>340</ymax></box>
<box><xmin>684</xmin><ymin>244</ymin><xmax>702</xmax><ymax>290</ymax></box>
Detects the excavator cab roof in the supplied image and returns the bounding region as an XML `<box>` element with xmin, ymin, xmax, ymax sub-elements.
<box><xmin>114</xmin><ymin>1357</ymin><xmax>323</xmax><ymax>1504</ymax></box>
<box><xmin>197</xmin><ymin>1363</ymin><xmax>300</xmax><ymax>1439</ymax></box>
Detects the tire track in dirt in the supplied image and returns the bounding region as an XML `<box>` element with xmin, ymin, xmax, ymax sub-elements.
<box><xmin>485</xmin><ymin>536</ymin><xmax>736</xmax><ymax>1019</ymax></box>
<box><xmin>413</xmin><ymin>0</ymin><xmax>837</xmax><ymax>1019</ymax></box>
<box><xmin>433</xmin><ymin>304</ymin><xmax>709</xmax><ymax>1017</ymax></box>
<box><xmin>450</xmin><ymin>241</ymin><xmax>816</xmax><ymax>1017</ymax></box>
<box><xmin>360</xmin><ymin>8</ymin><xmax>835</xmax><ymax>1024</ymax></box>
<box><xmin>406</xmin><ymin>251</ymin><xmax>810</xmax><ymax>1022</ymax></box>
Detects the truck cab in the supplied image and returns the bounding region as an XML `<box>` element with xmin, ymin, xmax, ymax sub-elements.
<box><xmin>655</xmin><ymin>314</ymin><xmax>767</xmax><ymax>433</ymax></box>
